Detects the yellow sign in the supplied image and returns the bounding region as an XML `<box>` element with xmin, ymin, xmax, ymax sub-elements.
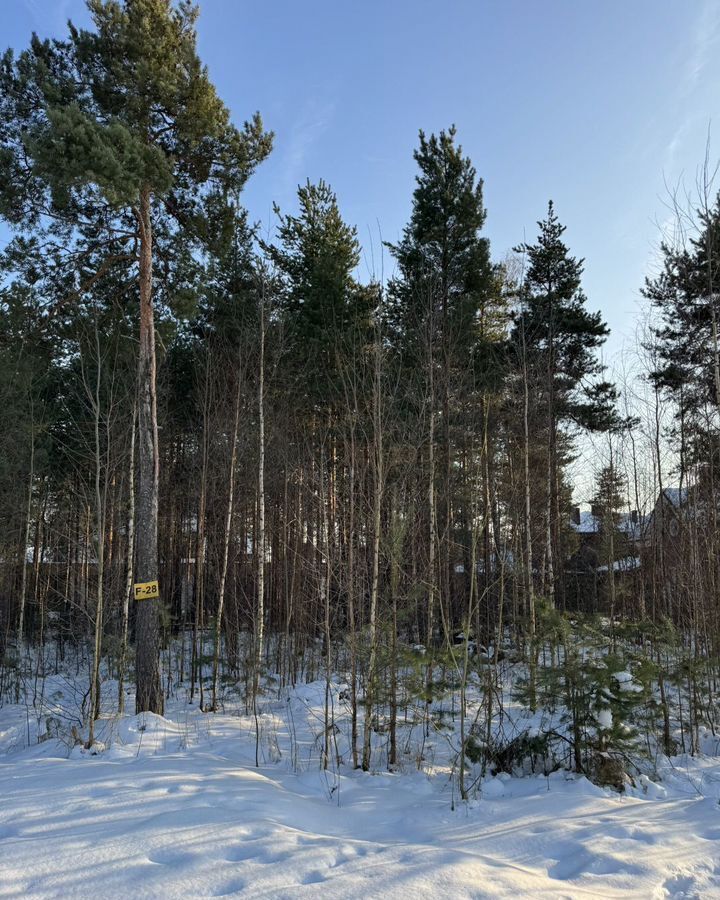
<box><xmin>134</xmin><ymin>580</ymin><xmax>160</xmax><ymax>601</ymax></box>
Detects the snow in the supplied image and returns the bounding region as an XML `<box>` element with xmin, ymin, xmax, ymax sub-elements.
<box><xmin>596</xmin><ymin>556</ymin><xmax>641</xmax><ymax>573</ymax></box>
<box><xmin>570</xmin><ymin>511</ymin><xmax>644</xmax><ymax>540</ymax></box>
<box><xmin>614</xmin><ymin>671</ymin><xmax>644</xmax><ymax>693</ymax></box>
<box><xmin>1</xmin><ymin>679</ymin><xmax>720</xmax><ymax>898</ymax></box>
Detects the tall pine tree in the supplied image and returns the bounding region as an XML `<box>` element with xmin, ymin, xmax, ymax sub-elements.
<box><xmin>265</xmin><ymin>179</ymin><xmax>371</xmax><ymax>412</ymax></box>
<box><xmin>386</xmin><ymin>127</ymin><xmax>496</xmax><ymax>642</ymax></box>
<box><xmin>512</xmin><ymin>202</ymin><xmax>616</xmax><ymax>605</ymax></box>
<box><xmin>0</xmin><ymin>0</ymin><xmax>272</xmax><ymax>712</ymax></box>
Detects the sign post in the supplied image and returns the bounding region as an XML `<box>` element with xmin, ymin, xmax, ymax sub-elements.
<box><xmin>134</xmin><ymin>580</ymin><xmax>160</xmax><ymax>601</ymax></box>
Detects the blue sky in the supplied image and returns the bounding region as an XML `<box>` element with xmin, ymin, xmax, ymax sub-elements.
<box><xmin>7</xmin><ymin>0</ymin><xmax>720</xmax><ymax>361</ymax></box>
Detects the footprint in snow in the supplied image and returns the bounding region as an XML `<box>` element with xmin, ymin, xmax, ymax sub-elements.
<box><xmin>147</xmin><ymin>848</ymin><xmax>196</xmax><ymax>868</ymax></box>
<box><xmin>549</xmin><ymin>851</ymin><xmax>626</xmax><ymax>881</ymax></box>
<box><xmin>224</xmin><ymin>844</ymin><xmax>286</xmax><ymax>865</ymax></box>
<box><xmin>214</xmin><ymin>877</ymin><xmax>247</xmax><ymax>896</ymax></box>
<box><xmin>659</xmin><ymin>871</ymin><xmax>701</xmax><ymax>899</ymax></box>
<box><xmin>166</xmin><ymin>782</ymin><xmax>199</xmax><ymax>795</ymax></box>
<box><xmin>301</xmin><ymin>869</ymin><xmax>328</xmax><ymax>884</ymax></box>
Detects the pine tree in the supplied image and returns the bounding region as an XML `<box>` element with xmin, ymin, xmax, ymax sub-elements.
<box><xmin>644</xmin><ymin>191</ymin><xmax>720</xmax><ymax>459</ymax></box>
<box><xmin>0</xmin><ymin>0</ymin><xmax>272</xmax><ymax>712</ymax></box>
<box><xmin>386</xmin><ymin>126</ymin><xmax>494</xmax><ymax>365</ymax></box>
<box><xmin>386</xmin><ymin>126</ymin><xmax>496</xmax><ymax>646</ymax></box>
<box><xmin>264</xmin><ymin>179</ymin><xmax>370</xmax><ymax>412</ymax></box>
<box><xmin>512</xmin><ymin>202</ymin><xmax>616</xmax><ymax>605</ymax></box>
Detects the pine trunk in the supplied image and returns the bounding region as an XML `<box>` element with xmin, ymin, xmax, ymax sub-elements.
<box><xmin>134</xmin><ymin>187</ymin><xmax>163</xmax><ymax>715</ymax></box>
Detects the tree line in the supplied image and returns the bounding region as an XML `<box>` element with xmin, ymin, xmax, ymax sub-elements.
<box><xmin>1</xmin><ymin>0</ymin><xmax>719</xmax><ymax>783</ymax></box>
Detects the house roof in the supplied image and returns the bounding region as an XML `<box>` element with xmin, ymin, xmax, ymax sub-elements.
<box><xmin>662</xmin><ymin>487</ymin><xmax>688</xmax><ymax>508</ymax></box>
<box><xmin>597</xmin><ymin>555</ymin><xmax>641</xmax><ymax>573</ymax></box>
<box><xmin>571</xmin><ymin>511</ymin><xmax>600</xmax><ymax>534</ymax></box>
<box><xmin>569</xmin><ymin>511</ymin><xmax>645</xmax><ymax>541</ymax></box>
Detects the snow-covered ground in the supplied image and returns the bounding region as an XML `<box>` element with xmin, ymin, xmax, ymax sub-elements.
<box><xmin>1</xmin><ymin>678</ymin><xmax>720</xmax><ymax>899</ymax></box>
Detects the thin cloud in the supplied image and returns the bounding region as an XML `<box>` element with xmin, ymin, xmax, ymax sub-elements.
<box><xmin>280</xmin><ymin>99</ymin><xmax>336</xmax><ymax>198</ymax></box>
<box><xmin>684</xmin><ymin>0</ymin><xmax>720</xmax><ymax>92</ymax></box>
<box><xmin>661</xmin><ymin>2</ymin><xmax>719</xmax><ymax>176</ymax></box>
<box><xmin>21</xmin><ymin>0</ymin><xmax>73</xmax><ymax>36</ymax></box>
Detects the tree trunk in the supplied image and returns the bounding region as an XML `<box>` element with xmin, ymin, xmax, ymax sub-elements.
<box><xmin>88</xmin><ymin>322</ymin><xmax>106</xmax><ymax>746</ymax></box>
<box><xmin>118</xmin><ymin>402</ymin><xmax>136</xmax><ymax>715</ymax></box>
<box><xmin>256</xmin><ymin>302</ymin><xmax>266</xmax><ymax>685</ymax></box>
<box><xmin>211</xmin><ymin>365</ymin><xmax>241</xmax><ymax>712</ymax></box>
<box><xmin>254</xmin><ymin>299</ymin><xmax>266</xmax><ymax>766</ymax></box>
<box><xmin>362</xmin><ymin>333</ymin><xmax>383</xmax><ymax>772</ymax></box>
<box><xmin>15</xmin><ymin>431</ymin><xmax>34</xmax><ymax>703</ymax></box>
<box><xmin>134</xmin><ymin>186</ymin><xmax>163</xmax><ymax>715</ymax></box>
<box><xmin>347</xmin><ymin>424</ymin><xmax>359</xmax><ymax>768</ymax></box>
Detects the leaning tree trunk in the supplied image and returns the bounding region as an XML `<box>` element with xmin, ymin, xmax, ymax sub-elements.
<box><xmin>211</xmin><ymin>368</ymin><xmax>241</xmax><ymax>713</ymax></box>
<box><xmin>15</xmin><ymin>430</ymin><xmax>34</xmax><ymax>704</ymax></box>
<box><xmin>134</xmin><ymin>186</ymin><xmax>163</xmax><ymax>715</ymax></box>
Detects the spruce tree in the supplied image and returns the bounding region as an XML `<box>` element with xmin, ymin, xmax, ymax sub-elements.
<box><xmin>592</xmin><ymin>463</ymin><xmax>629</xmax><ymax>614</ymax></box>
